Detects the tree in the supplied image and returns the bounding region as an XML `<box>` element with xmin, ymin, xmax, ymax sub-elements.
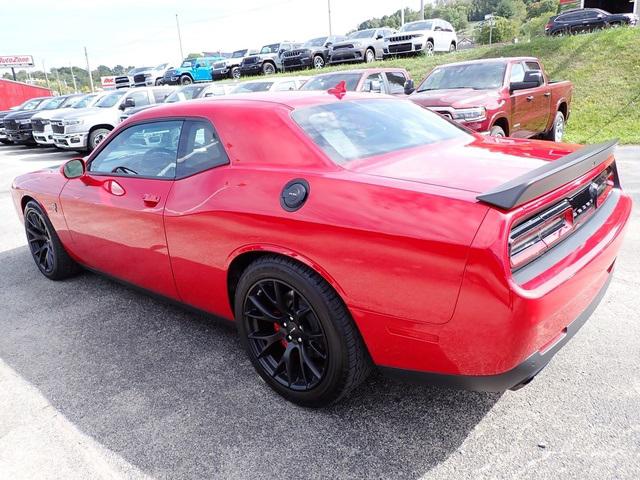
<box><xmin>526</xmin><ymin>0</ymin><xmax>559</xmax><ymax>18</ymax></box>
<box><xmin>496</xmin><ymin>0</ymin><xmax>527</xmax><ymax>21</ymax></box>
<box><xmin>475</xmin><ymin>16</ymin><xmax>520</xmax><ymax>43</ymax></box>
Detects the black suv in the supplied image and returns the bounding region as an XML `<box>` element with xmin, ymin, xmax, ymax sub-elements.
<box><xmin>545</xmin><ymin>8</ymin><xmax>635</xmax><ymax>35</ymax></box>
<box><xmin>282</xmin><ymin>35</ymin><xmax>347</xmax><ymax>70</ymax></box>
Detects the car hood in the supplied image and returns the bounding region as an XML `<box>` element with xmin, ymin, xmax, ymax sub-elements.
<box><xmin>409</xmin><ymin>88</ymin><xmax>501</xmax><ymax>109</ymax></box>
<box><xmin>3</xmin><ymin>110</ymin><xmax>40</xmax><ymax>121</ymax></box>
<box><xmin>347</xmin><ymin>136</ymin><xmax>579</xmax><ymax>195</ymax></box>
<box><xmin>32</xmin><ymin>108</ymin><xmax>75</xmax><ymax>120</ymax></box>
<box><xmin>124</xmin><ymin>104</ymin><xmax>156</xmax><ymax>116</ymax></box>
<box><xmin>332</xmin><ymin>39</ymin><xmax>365</xmax><ymax>48</ymax></box>
<box><xmin>55</xmin><ymin>107</ymin><xmax>112</xmax><ymax>120</ymax></box>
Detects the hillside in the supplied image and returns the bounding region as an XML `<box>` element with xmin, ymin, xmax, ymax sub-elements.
<box><xmin>280</xmin><ymin>28</ymin><xmax>640</xmax><ymax>144</ymax></box>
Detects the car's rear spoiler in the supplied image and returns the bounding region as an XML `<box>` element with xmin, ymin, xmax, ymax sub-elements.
<box><xmin>476</xmin><ymin>139</ymin><xmax>618</xmax><ymax>210</ymax></box>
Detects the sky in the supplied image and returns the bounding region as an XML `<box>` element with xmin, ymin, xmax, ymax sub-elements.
<box><xmin>0</xmin><ymin>0</ymin><xmax>425</xmax><ymax>70</ymax></box>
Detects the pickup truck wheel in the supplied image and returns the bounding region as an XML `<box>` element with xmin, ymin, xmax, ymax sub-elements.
<box><xmin>179</xmin><ymin>75</ymin><xmax>193</xmax><ymax>85</ymax></box>
<box><xmin>155</xmin><ymin>78</ymin><xmax>163</xmax><ymax>86</ymax></box>
<box><xmin>230</xmin><ymin>67</ymin><xmax>241</xmax><ymax>79</ymax></box>
<box><xmin>545</xmin><ymin>111</ymin><xmax>565</xmax><ymax>142</ymax></box>
<box><xmin>425</xmin><ymin>41</ymin><xmax>435</xmax><ymax>56</ymax></box>
<box><xmin>88</xmin><ymin>128</ymin><xmax>110</xmax><ymax>151</ymax></box>
<box><xmin>235</xmin><ymin>255</ymin><xmax>372</xmax><ymax>407</ymax></box>
<box><xmin>364</xmin><ymin>48</ymin><xmax>375</xmax><ymax>63</ymax></box>
<box><xmin>489</xmin><ymin>125</ymin><xmax>506</xmax><ymax>137</ymax></box>
<box><xmin>262</xmin><ymin>62</ymin><xmax>276</xmax><ymax>75</ymax></box>
<box><xmin>313</xmin><ymin>55</ymin><xmax>325</xmax><ymax>69</ymax></box>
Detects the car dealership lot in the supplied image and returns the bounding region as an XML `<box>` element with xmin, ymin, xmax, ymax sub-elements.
<box><xmin>0</xmin><ymin>144</ymin><xmax>638</xmax><ymax>479</ymax></box>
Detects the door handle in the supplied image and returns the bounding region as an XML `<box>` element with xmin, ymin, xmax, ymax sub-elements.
<box><xmin>142</xmin><ymin>193</ymin><xmax>161</xmax><ymax>206</ymax></box>
<box><xmin>526</xmin><ymin>95</ymin><xmax>534</xmax><ymax>102</ymax></box>
<box><xmin>543</xmin><ymin>92</ymin><xmax>551</xmax><ymax>97</ymax></box>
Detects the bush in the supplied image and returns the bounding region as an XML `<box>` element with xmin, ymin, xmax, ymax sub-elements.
<box><xmin>496</xmin><ymin>0</ymin><xmax>527</xmax><ymax>22</ymax></box>
<box><xmin>520</xmin><ymin>14</ymin><xmax>552</xmax><ymax>40</ymax></box>
<box><xmin>475</xmin><ymin>16</ymin><xmax>520</xmax><ymax>44</ymax></box>
<box><xmin>526</xmin><ymin>0</ymin><xmax>559</xmax><ymax>19</ymax></box>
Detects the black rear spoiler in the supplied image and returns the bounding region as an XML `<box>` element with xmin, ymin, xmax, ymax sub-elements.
<box><xmin>476</xmin><ymin>139</ymin><xmax>618</xmax><ymax>210</ymax></box>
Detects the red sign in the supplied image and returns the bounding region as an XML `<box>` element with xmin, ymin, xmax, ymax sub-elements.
<box><xmin>0</xmin><ymin>55</ymin><xmax>34</xmax><ymax>68</ymax></box>
<box><xmin>101</xmin><ymin>76</ymin><xmax>116</xmax><ymax>88</ymax></box>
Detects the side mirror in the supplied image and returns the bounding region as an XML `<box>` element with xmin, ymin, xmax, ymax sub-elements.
<box><xmin>510</xmin><ymin>70</ymin><xmax>543</xmax><ymax>92</ymax></box>
<box><xmin>325</xmin><ymin>41</ymin><xmax>333</xmax><ymax>47</ymax></box>
<box><xmin>366</xmin><ymin>80</ymin><xmax>383</xmax><ymax>93</ymax></box>
<box><xmin>62</xmin><ymin>158</ymin><xmax>85</xmax><ymax>179</ymax></box>
<box><xmin>122</xmin><ymin>97</ymin><xmax>136</xmax><ymax>109</ymax></box>
<box><xmin>195</xmin><ymin>63</ymin><xmax>201</xmax><ymax>68</ymax></box>
<box><xmin>376</xmin><ymin>34</ymin><xmax>384</xmax><ymax>40</ymax></box>
<box><xmin>404</xmin><ymin>79</ymin><xmax>415</xmax><ymax>95</ymax></box>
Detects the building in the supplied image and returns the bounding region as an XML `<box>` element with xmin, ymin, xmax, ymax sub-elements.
<box><xmin>560</xmin><ymin>0</ymin><xmax>638</xmax><ymax>15</ymax></box>
<box><xmin>0</xmin><ymin>78</ymin><xmax>52</xmax><ymax>110</ymax></box>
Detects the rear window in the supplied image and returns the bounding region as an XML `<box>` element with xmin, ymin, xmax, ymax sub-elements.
<box><xmin>300</xmin><ymin>73</ymin><xmax>361</xmax><ymax>92</ymax></box>
<box><xmin>292</xmin><ymin>99</ymin><xmax>467</xmax><ymax>164</ymax></box>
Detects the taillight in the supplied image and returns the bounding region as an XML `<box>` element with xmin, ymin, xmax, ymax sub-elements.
<box><xmin>509</xmin><ymin>201</ymin><xmax>573</xmax><ymax>269</ymax></box>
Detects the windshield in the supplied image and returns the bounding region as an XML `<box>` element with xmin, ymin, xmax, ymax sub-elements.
<box><xmin>300</xmin><ymin>73</ymin><xmax>361</xmax><ymax>92</ymax></box>
<box><xmin>292</xmin><ymin>99</ymin><xmax>467</xmax><ymax>164</ymax></box>
<box><xmin>128</xmin><ymin>67</ymin><xmax>151</xmax><ymax>75</ymax></box>
<box><xmin>94</xmin><ymin>91</ymin><xmax>126</xmax><ymax>108</ymax></box>
<box><xmin>401</xmin><ymin>21</ymin><xmax>433</xmax><ymax>32</ymax></box>
<box><xmin>233</xmin><ymin>82</ymin><xmax>274</xmax><ymax>93</ymax></box>
<box><xmin>165</xmin><ymin>85</ymin><xmax>206</xmax><ymax>102</ymax></box>
<box><xmin>59</xmin><ymin>95</ymin><xmax>83</xmax><ymax>108</ymax></box>
<box><xmin>72</xmin><ymin>95</ymin><xmax>97</xmax><ymax>108</ymax></box>
<box><xmin>349</xmin><ymin>29</ymin><xmax>375</xmax><ymax>39</ymax></box>
<box><xmin>418</xmin><ymin>63</ymin><xmax>507</xmax><ymax>91</ymax></box>
<box><xmin>232</xmin><ymin>49</ymin><xmax>247</xmax><ymax>58</ymax></box>
<box><xmin>40</xmin><ymin>97</ymin><xmax>68</xmax><ymax>110</ymax></box>
<box><xmin>260</xmin><ymin>43</ymin><xmax>280</xmax><ymax>54</ymax></box>
<box><xmin>304</xmin><ymin>37</ymin><xmax>327</xmax><ymax>47</ymax></box>
<box><xmin>20</xmin><ymin>98</ymin><xmax>45</xmax><ymax>110</ymax></box>
<box><xmin>155</xmin><ymin>63</ymin><xmax>168</xmax><ymax>70</ymax></box>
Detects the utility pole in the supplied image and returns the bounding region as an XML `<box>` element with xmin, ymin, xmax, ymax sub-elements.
<box><xmin>84</xmin><ymin>46</ymin><xmax>95</xmax><ymax>92</ymax></box>
<box><xmin>420</xmin><ymin>0</ymin><xmax>424</xmax><ymax>21</ymax></box>
<box><xmin>11</xmin><ymin>68</ymin><xmax>16</xmax><ymax>81</ymax></box>
<box><xmin>176</xmin><ymin>14</ymin><xmax>185</xmax><ymax>60</ymax></box>
<box><xmin>54</xmin><ymin>68</ymin><xmax>63</xmax><ymax>94</ymax></box>
<box><xmin>401</xmin><ymin>6</ymin><xmax>405</xmax><ymax>27</ymax></box>
<box><xmin>42</xmin><ymin>60</ymin><xmax>50</xmax><ymax>89</ymax></box>
<box><xmin>70</xmin><ymin>63</ymin><xmax>78</xmax><ymax>92</ymax></box>
<box><xmin>327</xmin><ymin>1</ymin><xmax>332</xmax><ymax>36</ymax></box>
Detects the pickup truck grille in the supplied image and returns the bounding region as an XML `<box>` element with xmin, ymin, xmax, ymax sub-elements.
<box><xmin>389</xmin><ymin>34</ymin><xmax>418</xmax><ymax>42</ymax></box>
<box><xmin>4</xmin><ymin>120</ymin><xmax>18</xmax><ymax>131</ymax></box>
<box><xmin>133</xmin><ymin>73</ymin><xmax>147</xmax><ymax>84</ymax></box>
<box><xmin>430</xmin><ymin>109</ymin><xmax>453</xmax><ymax>119</ymax></box>
<box><xmin>332</xmin><ymin>44</ymin><xmax>353</xmax><ymax>50</ymax></box>
<box><xmin>388</xmin><ymin>43</ymin><xmax>413</xmax><ymax>53</ymax></box>
<box><xmin>51</xmin><ymin>121</ymin><xmax>65</xmax><ymax>134</ymax></box>
<box><xmin>242</xmin><ymin>56</ymin><xmax>259</xmax><ymax>65</ymax></box>
<box><xmin>115</xmin><ymin>76</ymin><xmax>130</xmax><ymax>88</ymax></box>
<box><xmin>31</xmin><ymin>119</ymin><xmax>46</xmax><ymax>132</ymax></box>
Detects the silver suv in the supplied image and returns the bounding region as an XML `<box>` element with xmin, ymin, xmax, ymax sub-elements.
<box><xmin>328</xmin><ymin>27</ymin><xmax>395</xmax><ymax>65</ymax></box>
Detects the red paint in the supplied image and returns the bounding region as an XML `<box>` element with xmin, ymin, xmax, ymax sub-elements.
<box><xmin>0</xmin><ymin>78</ymin><xmax>52</xmax><ymax>110</ymax></box>
<box><xmin>11</xmin><ymin>92</ymin><xmax>632</xmax><ymax>379</ymax></box>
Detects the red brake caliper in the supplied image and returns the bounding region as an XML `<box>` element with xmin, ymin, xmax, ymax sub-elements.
<box><xmin>274</xmin><ymin>322</ymin><xmax>288</xmax><ymax>347</ymax></box>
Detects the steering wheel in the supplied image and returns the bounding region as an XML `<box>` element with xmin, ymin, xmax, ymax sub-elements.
<box><xmin>143</xmin><ymin>147</ymin><xmax>177</xmax><ymax>175</ymax></box>
<box><xmin>112</xmin><ymin>165</ymin><xmax>138</xmax><ymax>175</ymax></box>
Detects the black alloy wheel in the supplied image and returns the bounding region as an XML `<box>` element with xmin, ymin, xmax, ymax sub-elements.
<box><xmin>243</xmin><ymin>279</ymin><xmax>328</xmax><ymax>391</ymax></box>
<box><xmin>25</xmin><ymin>208</ymin><xmax>55</xmax><ymax>275</ymax></box>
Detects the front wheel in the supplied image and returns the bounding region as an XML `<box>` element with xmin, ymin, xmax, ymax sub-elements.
<box><xmin>544</xmin><ymin>111</ymin><xmax>565</xmax><ymax>142</ymax></box>
<box><xmin>235</xmin><ymin>256</ymin><xmax>372</xmax><ymax>407</ymax></box>
<box><xmin>179</xmin><ymin>75</ymin><xmax>193</xmax><ymax>85</ymax></box>
<box><xmin>262</xmin><ymin>62</ymin><xmax>276</xmax><ymax>75</ymax></box>
<box><xmin>364</xmin><ymin>48</ymin><xmax>375</xmax><ymax>63</ymax></box>
<box><xmin>24</xmin><ymin>201</ymin><xmax>80</xmax><ymax>280</ymax></box>
<box><xmin>88</xmin><ymin>128</ymin><xmax>110</xmax><ymax>151</ymax></box>
<box><xmin>313</xmin><ymin>55</ymin><xmax>325</xmax><ymax>69</ymax></box>
<box><xmin>230</xmin><ymin>67</ymin><xmax>241</xmax><ymax>79</ymax></box>
<box><xmin>425</xmin><ymin>41</ymin><xmax>435</xmax><ymax>56</ymax></box>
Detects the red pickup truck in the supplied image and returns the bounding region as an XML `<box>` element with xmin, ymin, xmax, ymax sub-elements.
<box><xmin>406</xmin><ymin>57</ymin><xmax>573</xmax><ymax>141</ymax></box>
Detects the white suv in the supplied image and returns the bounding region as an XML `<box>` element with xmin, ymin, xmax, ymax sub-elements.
<box><xmin>384</xmin><ymin>19</ymin><xmax>457</xmax><ymax>56</ymax></box>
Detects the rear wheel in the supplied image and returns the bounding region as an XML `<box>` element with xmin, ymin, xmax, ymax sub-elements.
<box><xmin>544</xmin><ymin>111</ymin><xmax>565</xmax><ymax>142</ymax></box>
<box><xmin>24</xmin><ymin>201</ymin><xmax>80</xmax><ymax>280</ymax></box>
<box><xmin>235</xmin><ymin>256</ymin><xmax>372</xmax><ymax>407</ymax></box>
<box><xmin>179</xmin><ymin>75</ymin><xmax>193</xmax><ymax>85</ymax></box>
<box><xmin>449</xmin><ymin>42</ymin><xmax>456</xmax><ymax>53</ymax></box>
<box><xmin>489</xmin><ymin>125</ymin><xmax>506</xmax><ymax>137</ymax></box>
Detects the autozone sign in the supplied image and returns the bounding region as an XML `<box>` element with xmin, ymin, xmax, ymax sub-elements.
<box><xmin>0</xmin><ymin>55</ymin><xmax>35</xmax><ymax>68</ymax></box>
<box><xmin>101</xmin><ymin>76</ymin><xmax>116</xmax><ymax>88</ymax></box>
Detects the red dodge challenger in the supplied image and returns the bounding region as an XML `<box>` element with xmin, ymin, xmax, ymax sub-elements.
<box><xmin>11</xmin><ymin>91</ymin><xmax>632</xmax><ymax>407</ymax></box>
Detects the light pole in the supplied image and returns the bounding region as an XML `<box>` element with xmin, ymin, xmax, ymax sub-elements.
<box><xmin>42</xmin><ymin>61</ymin><xmax>50</xmax><ymax>89</ymax></box>
<box><xmin>327</xmin><ymin>1</ymin><xmax>332</xmax><ymax>36</ymax></box>
<box><xmin>84</xmin><ymin>46</ymin><xmax>95</xmax><ymax>92</ymax></box>
<box><xmin>420</xmin><ymin>0</ymin><xmax>424</xmax><ymax>21</ymax></box>
<box><xmin>70</xmin><ymin>63</ymin><xmax>78</xmax><ymax>92</ymax></box>
<box><xmin>176</xmin><ymin>14</ymin><xmax>185</xmax><ymax>60</ymax></box>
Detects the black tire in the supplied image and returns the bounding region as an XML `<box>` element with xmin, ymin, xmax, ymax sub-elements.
<box><xmin>543</xmin><ymin>111</ymin><xmax>565</xmax><ymax>142</ymax></box>
<box><xmin>425</xmin><ymin>40</ymin><xmax>435</xmax><ymax>56</ymax></box>
<box><xmin>0</xmin><ymin>139</ymin><xmax>12</xmax><ymax>145</ymax></box>
<box><xmin>235</xmin><ymin>255</ymin><xmax>372</xmax><ymax>407</ymax></box>
<box><xmin>490</xmin><ymin>125</ymin><xmax>506</xmax><ymax>137</ymax></box>
<box><xmin>313</xmin><ymin>55</ymin><xmax>325</xmax><ymax>69</ymax></box>
<box><xmin>364</xmin><ymin>48</ymin><xmax>375</xmax><ymax>63</ymax></box>
<box><xmin>179</xmin><ymin>74</ymin><xmax>193</xmax><ymax>85</ymax></box>
<box><xmin>24</xmin><ymin>201</ymin><xmax>80</xmax><ymax>280</ymax></box>
<box><xmin>155</xmin><ymin>78</ymin><xmax>163</xmax><ymax>86</ymax></box>
<box><xmin>262</xmin><ymin>62</ymin><xmax>276</xmax><ymax>75</ymax></box>
<box><xmin>230</xmin><ymin>66</ymin><xmax>241</xmax><ymax>79</ymax></box>
<box><xmin>88</xmin><ymin>128</ymin><xmax>110</xmax><ymax>151</ymax></box>
<box><xmin>449</xmin><ymin>42</ymin><xmax>456</xmax><ymax>53</ymax></box>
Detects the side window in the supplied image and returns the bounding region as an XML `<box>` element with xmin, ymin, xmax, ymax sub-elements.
<box><xmin>152</xmin><ymin>88</ymin><xmax>172</xmax><ymax>103</ymax></box>
<box><xmin>363</xmin><ymin>73</ymin><xmax>384</xmax><ymax>93</ymax></box>
<box><xmin>274</xmin><ymin>80</ymin><xmax>296</xmax><ymax>91</ymax></box>
<box><xmin>128</xmin><ymin>91</ymin><xmax>151</xmax><ymax>107</ymax></box>
<box><xmin>176</xmin><ymin>120</ymin><xmax>229</xmax><ymax>178</ymax></box>
<box><xmin>385</xmin><ymin>71</ymin><xmax>407</xmax><ymax>94</ymax></box>
<box><xmin>434</xmin><ymin>21</ymin><xmax>443</xmax><ymax>31</ymax></box>
<box><xmin>509</xmin><ymin>63</ymin><xmax>525</xmax><ymax>83</ymax></box>
<box><xmin>89</xmin><ymin>121</ymin><xmax>182</xmax><ymax>178</ymax></box>
<box><xmin>524</xmin><ymin>61</ymin><xmax>541</xmax><ymax>72</ymax></box>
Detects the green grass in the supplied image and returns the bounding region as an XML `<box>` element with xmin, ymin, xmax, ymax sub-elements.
<box><xmin>276</xmin><ymin>28</ymin><xmax>640</xmax><ymax>144</ymax></box>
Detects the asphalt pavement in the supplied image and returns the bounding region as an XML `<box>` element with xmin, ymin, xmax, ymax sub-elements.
<box><xmin>0</xmin><ymin>143</ymin><xmax>638</xmax><ymax>480</ymax></box>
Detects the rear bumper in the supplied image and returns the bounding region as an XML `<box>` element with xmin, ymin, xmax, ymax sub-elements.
<box><xmin>380</xmin><ymin>271</ymin><xmax>613</xmax><ymax>392</ymax></box>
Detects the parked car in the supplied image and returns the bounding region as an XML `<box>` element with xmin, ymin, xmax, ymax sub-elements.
<box><xmin>384</xmin><ymin>19</ymin><xmax>457</xmax><ymax>56</ymax></box>
<box><xmin>0</xmin><ymin>97</ymin><xmax>51</xmax><ymax>144</ymax></box>
<box><xmin>163</xmin><ymin>56</ymin><xmax>226</xmax><ymax>85</ymax></box>
<box><xmin>31</xmin><ymin>94</ymin><xmax>88</xmax><ymax>146</ymax></box>
<box><xmin>545</xmin><ymin>8</ymin><xmax>636</xmax><ymax>35</ymax></box>
<box><xmin>114</xmin><ymin>67</ymin><xmax>153</xmax><ymax>89</ymax></box>
<box><xmin>133</xmin><ymin>63</ymin><xmax>172</xmax><ymax>87</ymax></box>
<box><xmin>119</xmin><ymin>84</ymin><xmax>212</xmax><ymax>122</ymax></box>
<box><xmin>201</xmin><ymin>83</ymin><xmax>238</xmax><ymax>97</ymax></box>
<box><xmin>406</xmin><ymin>57</ymin><xmax>573</xmax><ymax>141</ymax></box>
<box><xmin>211</xmin><ymin>49</ymin><xmax>256</xmax><ymax>80</ymax></box>
<box><xmin>4</xmin><ymin>95</ymin><xmax>73</xmax><ymax>145</ymax></box>
<box><xmin>300</xmin><ymin>68</ymin><xmax>411</xmax><ymax>95</ymax></box>
<box><xmin>239</xmin><ymin>42</ymin><xmax>301</xmax><ymax>76</ymax></box>
<box><xmin>328</xmin><ymin>27</ymin><xmax>395</xmax><ymax>65</ymax></box>
<box><xmin>11</xmin><ymin>92</ymin><xmax>631</xmax><ymax>407</ymax></box>
<box><xmin>282</xmin><ymin>35</ymin><xmax>347</xmax><ymax>70</ymax></box>
<box><xmin>231</xmin><ymin>77</ymin><xmax>308</xmax><ymax>93</ymax></box>
<box><xmin>51</xmin><ymin>86</ymin><xmax>173</xmax><ymax>151</ymax></box>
